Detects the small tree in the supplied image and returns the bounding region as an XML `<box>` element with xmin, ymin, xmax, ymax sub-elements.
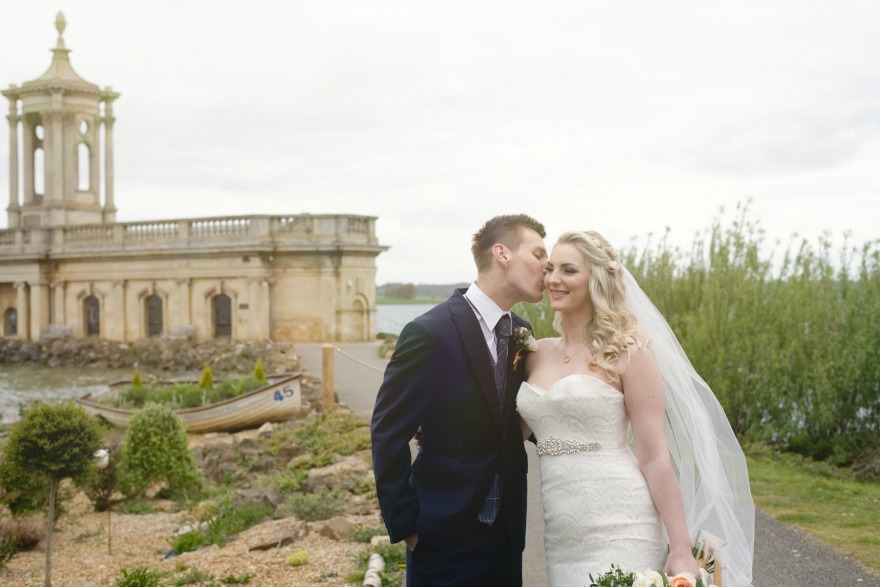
<box><xmin>2</xmin><ymin>402</ymin><xmax>103</xmax><ymax>587</ymax></box>
<box><xmin>117</xmin><ymin>403</ymin><xmax>202</xmax><ymax>500</ymax></box>
<box><xmin>197</xmin><ymin>364</ymin><xmax>213</xmax><ymax>390</ymax></box>
<box><xmin>131</xmin><ymin>369</ymin><xmax>143</xmax><ymax>388</ymax></box>
<box><xmin>253</xmin><ymin>358</ymin><xmax>266</xmax><ymax>381</ymax></box>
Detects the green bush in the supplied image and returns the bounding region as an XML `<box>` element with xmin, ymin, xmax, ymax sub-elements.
<box><xmin>1</xmin><ymin>402</ymin><xmax>104</xmax><ymax>583</ymax></box>
<box><xmin>287</xmin><ymin>549</ymin><xmax>309</xmax><ymax>567</ymax></box>
<box><xmin>170</xmin><ymin>567</ymin><xmax>213</xmax><ymax>585</ymax></box>
<box><xmin>253</xmin><ymin>358</ymin><xmax>266</xmax><ymax>381</ymax></box>
<box><xmin>82</xmin><ymin>439</ymin><xmax>120</xmax><ymax>512</ymax></box>
<box><xmin>0</xmin><ymin>457</ymin><xmax>49</xmax><ymax>516</ymax></box>
<box><xmin>348</xmin><ymin>524</ymin><xmax>388</xmax><ymax>543</ymax></box>
<box><xmin>117</xmin><ymin>403</ymin><xmax>203</xmax><ymax>499</ymax></box>
<box><xmin>170</xmin><ymin>530</ymin><xmax>207</xmax><ymax>555</ymax></box>
<box><xmin>285</xmin><ymin>490</ymin><xmax>346</xmax><ymax>522</ymax></box>
<box><xmin>114</xmin><ymin>566</ymin><xmax>163</xmax><ymax>587</ymax></box>
<box><xmin>172</xmin><ymin>498</ymin><xmax>271</xmax><ymax>554</ymax></box>
<box><xmin>198</xmin><ymin>364</ymin><xmax>214</xmax><ymax>390</ymax></box>
<box><xmin>220</xmin><ymin>572</ymin><xmax>252</xmax><ymax>584</ymax></box>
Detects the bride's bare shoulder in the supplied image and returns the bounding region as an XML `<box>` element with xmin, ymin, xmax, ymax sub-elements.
<box><xmin>536</xmin><ymin>336</ymin><xmax>560</xmax><ymax>350</ymax></box>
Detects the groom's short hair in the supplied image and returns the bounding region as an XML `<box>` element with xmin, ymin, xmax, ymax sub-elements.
<box><xmin>471</xmin><ymin>214</ymin><xmax>546</xmax><ymax>272</ymax></box>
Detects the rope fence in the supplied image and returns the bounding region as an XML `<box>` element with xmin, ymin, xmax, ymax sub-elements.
<box><xmin>318</xmin><ymin>343</ymin><xmax>389</xmax><ymax>409</ymax></box>
<box><xmin>332</xmin><ymin>346</ymin><xmax>386</xmax><ymax>373</ymax></box>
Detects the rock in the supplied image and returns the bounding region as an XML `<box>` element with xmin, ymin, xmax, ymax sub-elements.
<box><xmin>319</xmin><ymin>516</ymin><xmax>353</xmax><ymax>541</ymax></box>
<box><xmin>243</xmin><ymin>518</ymin><xmax>308</xmax><ymax>551</ymax></box>
<box><xmin>301</xmin><ymin>455</ymin><xmax>372</xmax><ymax>493</ymax></box>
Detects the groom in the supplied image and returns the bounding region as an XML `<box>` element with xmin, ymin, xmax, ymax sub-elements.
<box><xmin>371</xmin><ymin>214</ymin><xmax>547</xmax><ymax>586</ymax></box>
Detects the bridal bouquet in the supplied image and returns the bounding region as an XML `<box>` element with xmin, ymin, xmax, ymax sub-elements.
<box><xmin>588</xmin><ymin>564</ymin><xmax>717</xmax><ymax>587</ymax></box>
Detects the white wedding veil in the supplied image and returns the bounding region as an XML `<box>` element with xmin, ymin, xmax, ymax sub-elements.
<box><xmin>623</xmin><ymin>267</ymin><xmax>755</xmax><ymax>587</ymax></box>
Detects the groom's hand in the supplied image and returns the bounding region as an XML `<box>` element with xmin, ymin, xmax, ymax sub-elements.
<box><xmin>404</xmin><ymin>533</ymin><xmax>419</xmax><ymax>551</ymax></box>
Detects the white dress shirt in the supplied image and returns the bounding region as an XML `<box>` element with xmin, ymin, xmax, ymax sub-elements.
<box><xmin>463</xmin><ymin>282</ymin><xmax>510</xmax><ymax>363</ymax></box>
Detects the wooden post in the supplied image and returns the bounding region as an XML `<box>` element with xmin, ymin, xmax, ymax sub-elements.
<box><xmin>321</xmin><ymin>343</ymin><xmax>335</xmax><ymax>409</ymax></box>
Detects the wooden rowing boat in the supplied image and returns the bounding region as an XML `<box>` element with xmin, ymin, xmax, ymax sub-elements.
<box><xmin>76</xmin><ymin>373</ymin><xmax>303</xmax><ymax>433</ymax></box>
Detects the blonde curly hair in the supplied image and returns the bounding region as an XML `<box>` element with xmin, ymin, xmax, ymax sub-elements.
<box><xmin>552</xmin><ymin>230</ymin><xmax>647</xmax><ymax>382</ymax></box>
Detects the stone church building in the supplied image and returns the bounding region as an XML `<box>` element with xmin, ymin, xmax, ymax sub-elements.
<box><xmin>0</xmin><ymin>14</ymin><xmax>387</xmax><ymax>343</ymax></box>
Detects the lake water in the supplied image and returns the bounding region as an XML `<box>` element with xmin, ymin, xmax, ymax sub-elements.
<box><xmin>0</xmin><ymin>304</ymin><xmax>436</xmax><ymax>424</ymax></box>
<box><xmin>375</xmin><ymin>303</ymin><xmax>437</xmax><ymax>335</ymax></box>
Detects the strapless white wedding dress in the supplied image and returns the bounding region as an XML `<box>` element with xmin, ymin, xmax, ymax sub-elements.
<box><xmin>517</xmin><ymin>374</ymin><xmax>666</xmax><ymax>586</ymax></box>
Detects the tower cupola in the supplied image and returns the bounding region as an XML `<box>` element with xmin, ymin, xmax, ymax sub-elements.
<box><xmin>3</xmin><ymin>12</ymin><xmax>120</xmax><ymax>227</ymax></box>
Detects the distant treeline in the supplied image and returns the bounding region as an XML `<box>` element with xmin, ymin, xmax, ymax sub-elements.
<box><xmin>377</xmin><ymin>283</ymin><xmax>467</xmax><ymax>300</ymax></box>
<box><xmin>515</xmin><ymin>204</ymin><xmax>880</xmax><ymax>475</ymax></box>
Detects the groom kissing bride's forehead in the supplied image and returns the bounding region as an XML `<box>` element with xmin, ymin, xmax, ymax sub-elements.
<box><xmin>371</xmin><ymin>213</ymin><xmax>547</xmax><ymax>587</ymax></box>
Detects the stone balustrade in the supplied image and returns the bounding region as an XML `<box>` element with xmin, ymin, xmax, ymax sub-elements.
<box><xmin>0</xmin><ymin>213</ymin><xmax>380</xmax><ymax>257</ymax></box>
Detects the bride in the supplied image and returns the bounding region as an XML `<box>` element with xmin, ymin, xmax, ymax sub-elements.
<box><xmin>517</xmin><ymin>230</ymin><xmax>754</xmax><ymax>586</ymax></box>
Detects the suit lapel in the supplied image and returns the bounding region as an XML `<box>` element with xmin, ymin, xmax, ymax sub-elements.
<box><xmin>449</xmin><ymin>291</ymin><xmax>501</xmax><ymax>430</ymax></box>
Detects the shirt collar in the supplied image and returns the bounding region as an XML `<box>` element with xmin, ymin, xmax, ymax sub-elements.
<box><xmin>464</xmin><ymin>282</ymin><xmax>508</xmax><ymax>330</ymax></box>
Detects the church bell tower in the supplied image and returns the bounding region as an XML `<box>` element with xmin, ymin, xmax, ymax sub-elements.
<box><xmin>3</xmin><ymin>12</ymin><xmax>120</xmax><ymax>227</ymax></box>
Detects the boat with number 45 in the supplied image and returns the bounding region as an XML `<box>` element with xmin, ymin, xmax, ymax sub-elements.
<box><xmin>76</xmin><ymin>373</ymin><xmax>303</xmax><ymax>433</ymax></box>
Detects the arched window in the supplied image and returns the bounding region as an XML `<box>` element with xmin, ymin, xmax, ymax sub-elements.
<box><xmin>213</xmin><ymin>294</ymin><xmax>232</xmax><ymax>338</ymax></box>
<box><xmin>34</xmin><ymin>146</ymin><xmax>45</xmax><ymax>197</ymax></box>
<box><xmin>3</xmin><ymin>308</ymin><xmax>16</xmax><ymax>336</ymax></box>
<box><xmin>84</xmin><ymin>295</ymin><xmax>100</xmax><ymax>337</ymax></box>
<box><xmin>77</xmin><ymin>143</ymin><xmax>90</xmax><ymax>191</ymax></box>
<box><xmin>146</xmin><ymin>295</ymin><xmax>163</xmax><ymax>337</ymax></box>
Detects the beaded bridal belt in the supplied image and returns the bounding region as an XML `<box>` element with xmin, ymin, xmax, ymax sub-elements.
<box><xmin>535</xmin><ymin>436</ymin><xmax>602</xmax><ymax>456</ymax></box>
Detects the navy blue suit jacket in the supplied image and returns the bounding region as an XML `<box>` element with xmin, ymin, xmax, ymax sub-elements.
<box><xmin>371</xmin><ymin>289</ymin><xmax>530</xmax><ymax>551</ymax></box>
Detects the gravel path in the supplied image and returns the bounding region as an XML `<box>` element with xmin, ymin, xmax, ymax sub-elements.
<box><xmin>299</xmin><ymin>341</ymin><xmax>880</xmax><ymax>587</ymax></box>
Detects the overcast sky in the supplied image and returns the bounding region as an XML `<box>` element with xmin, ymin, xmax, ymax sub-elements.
<box><xmin>1</xmin><ymin>1</ymin><xmax>878</xmax><ymax>284</ymax></box>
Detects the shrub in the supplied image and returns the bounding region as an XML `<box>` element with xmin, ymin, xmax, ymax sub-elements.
<box><xmin>117</xmin><ymin>403</ymin><xmax>203</xmax><ymax>500</ymax></box>
<box><xmin>114</xmin><ymin>566</ymin><xmax>162</xmax><ymax>587</ymax></box>
<box><xmin>287</xmin><ymin>549</ymin><xmax>309</xmax><ymax>567</ymax></box>
<box><xmin>198</xmin><ymin>364</ymin><xmax>213</xmax><ymax>390</ymax></box>
<box><xmin>1</xmin><ymin>402</ymin><xmax>104</xmax><ymax>585</ymax></box>
<box><xmin>171</xmin><ymin>531</ymin><xmax>207</xmax><ymax>555</ymax></box>
<box><xmin>220</xmin><ymin>572</ymin><xmax>252</xmax><ymax>584</ymax></box>
<box><xmin>0</xmin><ymin>456</ymin><xmax>49</xmax><ymax>516</ymax></box>
<box><xmin>131</xmin><ymin>369</ymin><xmax>143</xmax><ymax>388</ymax></box>
<box><xmin>253</xmin><ymin>358</ymin><xmax>266</xmax><ymax>381</ymax></box>
<box><xmin>83</xmin><ymin>438</ymin><xmax>121</xmax><ymax>512</ymax></box>
<box><xmin>170</xmin><ymin>567</ymin><xmax>213</xmax><ymax>585</ymax></box>
<box><xmin>172</xmin><ymin>498</ymin><xmax>271</xmax><ymax>554</ymax></box>
<box><xmin>285</xmin><ymin>490</ymin><xmax>346</xmax><ymax>522</ymax></box>
<box><xmin>0</xmin><ymin>515</ymin><xmax>45</xmax><ymax>567</ymax></box>
<box><xmin>349</xmin><ymin>524</ymin><xmax>388</xmax><ymax>543</ymax></box>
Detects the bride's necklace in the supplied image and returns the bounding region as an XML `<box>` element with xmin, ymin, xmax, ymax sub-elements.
<box><xmin>561</xmin><ymin>339</ymin><xmax>590</xmax><ymax>364</ymax></box>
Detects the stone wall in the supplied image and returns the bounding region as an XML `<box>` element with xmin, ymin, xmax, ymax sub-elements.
<box><xmin>0</xmin><ymin>337</ymin><xmax>303</xmax><ymax>375</ymax></box>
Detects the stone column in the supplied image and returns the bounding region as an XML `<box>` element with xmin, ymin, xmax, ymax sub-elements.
<box><xmin>15</xmin><ymin>282</ymin><xmax>29</xmax><ymax>340</ymax></box>
<box><xmin>178</xmin><ymin>278</ymin><xmax>192</xmax><ymax>325</ymax></box>
<box><xmin>29</xmin><ymin>282</ymin><xmax>50</xmax><ymax>339</ymax></box>
<box><xmin>22</xmin><ymin>117</ymin><xmax>34</xmax><ymax>206</ymax></box>
<box><xmin>52</xmin><ymin>281</ymin><xmax>66</xmax><ymax>325</ymax></box>
<box><xmin>6</xmin><ymin>93</ymin><xmax>20</xmax><ymax>226</ymax></box>
<box><xmin>48</xmin><ymin>93</ymin><xmax>64</xmax><ymax>205</ymax></box>
<box><xmin>248</xmin><ymin>278</ymin><xmax>260</xmax><ymax>340</ymax></box>
<box><xmin>260</xmin><ymin>279</ymin><xmax>272</xmax><ymax>340</ymax></box>
<box><xmin>112</xmin><ymin>280</ymin><xmax>126</xmax><ymax>341</ymax></box>
<box><xmin>101</xmin><ymin>89</ymin><xmax>118</xmax><ymax>223</ymax></box>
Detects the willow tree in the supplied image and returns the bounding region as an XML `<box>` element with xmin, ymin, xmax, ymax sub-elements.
<box><xmin>2</xmin><ymin>402</ymin><xmax>103</xmax><ymax>587</ymax></box>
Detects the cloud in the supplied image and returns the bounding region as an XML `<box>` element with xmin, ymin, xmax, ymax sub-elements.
<box><xmin>1</xmin><ymin>1</ymin><xmax>878</xmax><ymax>284</ymax></box>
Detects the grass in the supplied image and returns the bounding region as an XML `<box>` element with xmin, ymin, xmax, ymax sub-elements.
<box><xmin>746</xmin><ymin>444</ymin><xmax>880</xmax><ymax>573</ymax></box>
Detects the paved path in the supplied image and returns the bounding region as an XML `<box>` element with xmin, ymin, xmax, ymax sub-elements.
<box><xmin>296</xmin><ymin>341</ymin><xmax>880</xmax><ymax>587</ymax></box>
